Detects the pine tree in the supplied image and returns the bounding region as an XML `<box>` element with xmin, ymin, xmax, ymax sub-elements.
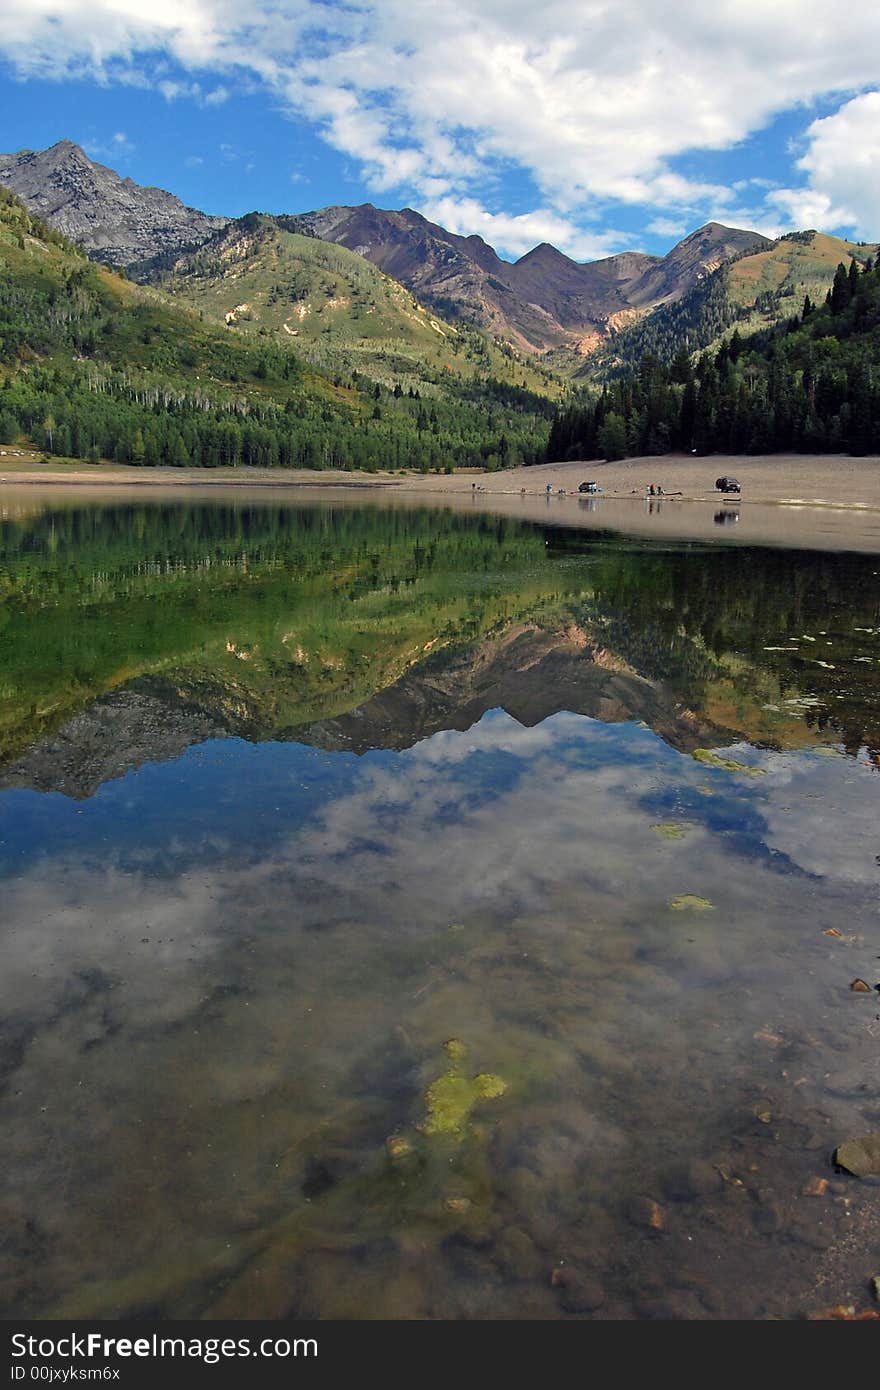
<box><xmin>830</xmin><ymin>263</ymin><xmax>851</xmax><ymax>314</ymax></box>
<box><xmin>597</xmin><ymin>412</ymin><xmax>627</xmax><ymax>461</ymax></box>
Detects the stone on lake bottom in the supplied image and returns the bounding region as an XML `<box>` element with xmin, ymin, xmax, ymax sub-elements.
<box><xmin>625</xmin><ymin>1196</ymin><xmax>666</xmax><ymax>1231</ymax></box>
<box><xmin>550</xmin><ymin>1267</ymin><xmax>605</xmax><ymax>1313</ymax></box>
<box><xmin>833</xmin><ymin>1134</ymin><xmax>880</xmax><ymax>1178</ymax></box>
<box><xmin>669</xmin><ymin>894</ymin><xmax>714</xmax><ymax>912</ymax></box>
<box><xmin>665</xmin><ymin>1159</ymin><xmax>723</xmax><ymax>1201</ymax></box>
<box><xmin>801</xmin><ymin>1177</ymin><xmax>829</xmax><ymax>1197</ymax></box>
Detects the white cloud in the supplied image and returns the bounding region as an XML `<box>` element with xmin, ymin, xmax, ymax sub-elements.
<box><xmin>83</xmin><ymin>130</ymin><xmax>135</xmax><ymax>161</ymax></box>
<box><xmin>768</xmin><ymin>93</ymin><xmax>880</xmax><ymax>238</ymax></box>
<box><xmin>646</xmin><ymin>216</ymin><xmax>687</xmax><ymax>239</ymax></box>
<box><xmin>1</xmin><ymin>3</ymin><xmax>880</xmax><ymax>248</ymax></box>
<box><xmin>419</xmin><ymin>195</ymin><xmax>630</xmax><ymax>260</ymax></box>
<box><xmin>158</xmin><ymin>77</ymin><xmax>202</xmax><ymax>101</ymax></box>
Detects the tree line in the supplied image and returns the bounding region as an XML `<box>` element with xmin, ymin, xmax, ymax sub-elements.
<box><xmin>547</xmin><ymin>255</ymin><xmax>880</xmax><ymax>461</ymax></box>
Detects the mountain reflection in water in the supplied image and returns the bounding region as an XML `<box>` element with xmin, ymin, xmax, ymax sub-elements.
<box><xmin>0</xmin><ymin>494</ymin><xmax>878</xmax><ymax>1320</ymax></box>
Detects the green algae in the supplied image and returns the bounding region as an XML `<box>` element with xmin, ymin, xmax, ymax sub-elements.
<box><xmin>693</xmin><ymin>748</ymin><xmax>765</xmax><ymax>776</ymax></box>
<box><xmin>669</xmin><ymin>894</ymin><xmax>715</xmax><ymax>911</ymax></box>
<box><xmin>421</xmin><ymin>1039</ymin><xmax>506</xmax><ymax>1139</ymax></box>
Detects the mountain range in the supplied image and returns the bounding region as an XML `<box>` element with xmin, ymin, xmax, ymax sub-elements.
<box><xmin>299</xmin><ymin>203</ymin><xmax>772</xmax><ymax>353</ymax></box>
<box><xmin>0</xmin><ymin>139</ymin><xmax>777</xmax><ymax>360</ymax></box>
<box><xmin>1</xmin><ymin>139</ymin><xmax>875</xmax><ymax>378</ymax></box>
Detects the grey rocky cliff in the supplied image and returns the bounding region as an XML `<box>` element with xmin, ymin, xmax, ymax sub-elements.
<box><xmin>0</xmin><ymin>140</ymin><xmax>228</xmax><ymax>265</ymax></box>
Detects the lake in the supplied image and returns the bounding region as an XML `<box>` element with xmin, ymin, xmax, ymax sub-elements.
<box><xmin>1</xmin><ymin>489</ymin><xmax>878</xmax><ymax>1320</ymax></box>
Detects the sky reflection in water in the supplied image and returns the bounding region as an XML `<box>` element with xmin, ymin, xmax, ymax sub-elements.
<box><xmin>1</xmin><ymin>496</ymin><xmax>879</xmax><ymax>1320</ymax></box>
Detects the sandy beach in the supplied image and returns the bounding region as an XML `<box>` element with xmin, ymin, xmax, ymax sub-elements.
<box><xmin>3</xmin><ymin>450</ymin><xmax>880</xmax><ymax>551</ymax></box>
<box><xmin>3</xmin><ymin>449</ymin><xmax>879</xmax><ymax>504</ymax></box>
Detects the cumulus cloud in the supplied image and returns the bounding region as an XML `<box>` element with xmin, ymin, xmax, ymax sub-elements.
<box><xmin>1</xmin><ymin>2</ymin><xmax>880</xmax><ymax>248</ymax></box>
<box><xmin>768</xmin><ymin>93</ymin><xmax>880</xmax><ymax>238</ymax></box>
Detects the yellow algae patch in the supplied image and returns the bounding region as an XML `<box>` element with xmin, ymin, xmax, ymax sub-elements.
<box><xmin>421</xmin><ymin>1039</ymin><xmax>506</xmax><ymax>1140</ymax></box>
<box><xmin>693</xmin><ymin>749</ymin><xmax>765</xmax><ymax>776</ymax></box>
<box><xmin>652</xmin><ymin>822</ymin><xmax>690</xmax><ymax>840</ymax></box>
<box><xmin>669</xmin><ymin>894</ymin><xmax>715</xmax><ymax>912</ymax></box>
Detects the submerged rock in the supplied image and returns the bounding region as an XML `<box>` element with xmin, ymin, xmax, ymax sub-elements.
<box><xmin>801</xmin><ymin>1177</ymin><xmax>829</xmax><ymax>1197</ymax></box>
<box><xmin>550</xmin><ymin>1267</ymin><xmax>605</xmax><ymax>1313</ymax></box>
<box><xmin>833</xmin><ymin>1134</ymin><xmax>880</xmax><ymax>1178</ymax></box>
<box><xmin>386</xmin><ymin>1135</ymin><xmax>414</xmax><ymax>1161</ymax></box>
<box><xmin>492</xmin><ymin>1227</ymin><xmax>541</xmax><ymax>1281</ymax></box>
<box><xmin>625</xmin><ymin>1196</ymin><xmax>666</xmax><ymax>1231</ymax></box>
<box><xmin>664</xmin><ymin>1159</ymin><xmax>723</xmax><ymax>1201</ymax></box>
<box><xmin>444</xmin><ymin>1197</ymin><xmax>472</xmax><ymax>1215</ymax></box>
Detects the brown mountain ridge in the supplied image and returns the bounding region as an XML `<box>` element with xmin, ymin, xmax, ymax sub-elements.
<box><xmin>302</xmin><ymin>203</ymin><xmax>772</xmax><ymax>353</ymax></box>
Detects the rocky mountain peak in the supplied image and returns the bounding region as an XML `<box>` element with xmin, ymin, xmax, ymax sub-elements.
<box><xmin>0</xmin><ymin>140</ymin><xmax>228</xmax><ymax>266</ymax></box>
<box><xmin>515</xmin><ymin>241</ymin><xmax>570</xmax><ymax>266</ymax></box>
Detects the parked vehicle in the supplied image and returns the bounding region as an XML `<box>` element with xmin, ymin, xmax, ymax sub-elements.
<box><xmin>715</xmin><ymin>476</ymin><xmax>741</xmax><ymax>493</ymax></box>
<box><xmin>578</xmin><ymin>480</ymin><xmax>600</xmax><ymax>493</ymax></box>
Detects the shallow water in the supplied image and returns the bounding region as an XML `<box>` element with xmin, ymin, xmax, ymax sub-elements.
<box><xmin>1</xmin><ymin>492</ymin><xmax>879</xmax><ymax>1320</ymax></box>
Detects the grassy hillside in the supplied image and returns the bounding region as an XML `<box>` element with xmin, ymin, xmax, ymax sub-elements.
<box><xmin>723</xmin><ymin>230</ymin><xmax>877</xmax><ymax>336</ymax></box>
<box><xmin>144</xmin><ymin>214</ymin><xmax>556</xmax><ymax>399</ymax></box>
<box><xmin>0</xmin><ymin>191</ymin><xmax>554</xmax><ymax>472</ymax></box>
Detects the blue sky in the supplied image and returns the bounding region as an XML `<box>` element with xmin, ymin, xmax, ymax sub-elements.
<box><xmin>1</xmin><ymin>2</ymin><xmax>879</xmax><ymax>263</ymax></box>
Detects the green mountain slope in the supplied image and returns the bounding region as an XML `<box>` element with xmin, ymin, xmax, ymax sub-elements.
<box><xmin>0</xmin><ymin>190</ymin><xmax>554</xmax><ymax>471</ymax></box>
<box><xmin>727</xmin><ymin>231</ymin><xmax>877</xmax><ymax>313</ymax></box>
<box><xmin>584</xmin><ymin>231</ymin><xmax>879</xmax><ymax>380</ymax></box>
